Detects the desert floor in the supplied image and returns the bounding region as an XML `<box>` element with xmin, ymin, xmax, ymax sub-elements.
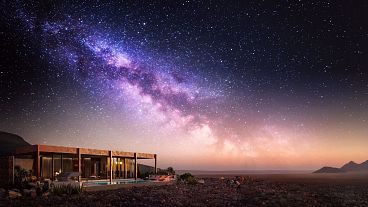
<box><xmin>2</xmin><ymin>173</ymin><xmax>368</xmax><ymax>207</ymax></box>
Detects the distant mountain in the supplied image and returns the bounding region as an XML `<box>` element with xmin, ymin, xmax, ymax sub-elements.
<box><xmin>314</xmin><ymin>167</ymin><xmax>344</xmax><ymax>173</ymax></box>
<box><xmin>314</xmin><ymin>160</ymin><xmax>368</xmax><ymax>173</ymax></box>
<box><xmin>340</xmin><ymin>161</ymin><xmax>360</xmax><ymax>171</ymax></box>
<box><xmin>0</xmin><ymin>131</ymin><xmax>31</xmax><ymax>156</ymax></box>
<box><xmin>360</xmin><ymin>160</ymin><xmax>368</xmax><ymax>170</ymax></box>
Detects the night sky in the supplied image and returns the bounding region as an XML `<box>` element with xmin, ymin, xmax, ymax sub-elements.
<box><xmin>1</xmin><ymin>1</ymin><xmax>367</xmax><ymax>170</ymax></box>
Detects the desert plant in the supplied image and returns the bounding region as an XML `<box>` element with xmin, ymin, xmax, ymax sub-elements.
<box><xmin>179</xmin><ymin>173</ymin><xmax>197</xmax><ymax>184</ymax></box>
<box><xmin>179</xmin><ymin>173</ymin><xmax>193</xmax><ymax>181</ymax></box>
<box><xmin>167</xmin><ymin>167</ymin><xmax>175</xmax><ymax>175</ymax></box>
<box><xmin>52</xmin><ymin>184</ymin><xmax>83</xmax><ymax>196</ymax></box>
<box><xmin>13</xmin><ymin>166</ymin><xmax>31</xmax><ymax>190</ymax></box>
<box><xmin>186</xmin><ymin>176</ymin><xmax>198</xmax><ymax>185</ymax></box>
<box><xmin>156</xmin><ymin>167</ymin><xmax>176</xmax><ymax>175</ymax></box>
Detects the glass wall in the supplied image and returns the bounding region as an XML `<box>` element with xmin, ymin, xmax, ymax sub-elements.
<box><xmin>40</xmin><ymin>153</ymin><xmax>78</xmax><ymax>179</ymax></box>
<box><xmin>39</xmin><ymin>153</ymin><xmax>137</xmax><ymax>180</ymax></box>
<box><xmin>81</xmin><ymin>156</ymin><xmax>107</xmax><ymax>179</ymax></box>
<box><xmin>110</xmin><ymin>157</ymin><xmax>135</xmax><ymax>179</ymax></box>
<box><xmin>40</xmin><ymin>155</ymin><xmax>52</xmax><ymax>178</ymax></box>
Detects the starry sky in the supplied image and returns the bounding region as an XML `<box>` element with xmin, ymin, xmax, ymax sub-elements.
<box><xmin>1</xmin><ymin>1</ymin><xmax>367</xmax><ymax>170</ymax></box>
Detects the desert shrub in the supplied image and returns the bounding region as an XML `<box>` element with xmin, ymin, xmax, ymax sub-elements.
<box><xmin>186</xmin><ymin>176</ymin><xmax>198</xmax><ymax>185</ymax></box>
<box><xmin>13</xmin><ymin>166</ymin><xmax>31</xmax><ymax>190</ymax></box>
<box><xmin>52</xmin><ymin>184</ymin><xmax>83</xmax><ymax>196</ymax></box>
<box><xmin>167</xmin><ymin>167</ymin><xmax>175</xmax><ymax>175</ymax></box>
<box><xmin>179</xmin><ymin>173</ymin><xmax>193</xmax><ymax>181</ymax></box>
<box><xmin>157</xmin><ymin>167</ymin><xmax>176</xmax><ymax>175</ymax></box>
<box><xmin>139</xmin><ymin>171</ymin><xmax>151</xmax><ymax>179</ymax></box>
<box><xmin>179</xmin><ymin>173</ymin><xmax>197</xmax><ymax>184</ymax></box>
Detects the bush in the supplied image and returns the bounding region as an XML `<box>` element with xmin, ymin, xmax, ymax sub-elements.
<box><xmin>179</xmin><ymin>173</ymin><xmax>197</xmax><ymax>184</ymax></box>
<box><xmin>156</xmin><ymin>167</ymin><xmax>176</xmax><ymax>175</ymax></box>
<box><xmin>52</xmin><ymin>184</ymin><xmax>83</xmax><ymax>196</ymax></box>
<box><xmin>167</xmin><ymin>167</ymin><xmax>175</xmax><ymax>175</ymax></box>
<box><xmin>186</xmin><ymin>176</ymin><xmax>198</xmax><ymax>185</ymax></box>
<box><xmin>179</xmin><ymin>173</ymin><xmax>193</xmax><ymax>181</ymax></box>
<box><xmin>13</xmin><ymin>166</ymin><xmax>31</xmax><ymax>190</ymax></box>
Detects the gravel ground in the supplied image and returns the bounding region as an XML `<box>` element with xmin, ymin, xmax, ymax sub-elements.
<box><xmin>1</xmin><ymin>176</ymin><xmax>368</xmax><ymax>207</ymax></box>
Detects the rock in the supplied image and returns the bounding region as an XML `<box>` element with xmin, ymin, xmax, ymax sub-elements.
<box><xmin>198</xmin><ymin>179</ymin><xmax>205</xmax><ymax>184</ymax></box>
<box><xmin>8</xmin><ymin>190</ymin><xmax>22</xmax><ymax>199</ymax></box>
<box><xmin>30</xmin><ymin>190</ymin><xmax>37</xmax><ymax>198</ymax></box>
<box><xmin>28</xmin><ymin>182</ymin><xmax>37</xmax><ymax>188</ymax></box>
<box><xmin>280</xmin><ymin>198</ymin><xmax>287</xmax><ymax>206</ymax></box>
<box><xmin>0</xmin><ymin>188</ymin><xmax>6</xmax><ymax>198</ymax></box>
<box><xmin>36</xmin><ymin>187</ymin><xmax>43</xmax><ymax>196</ymax></box>
<box><xmin>220</xmin><ymin>177</ymin><xmax>225</xmax><ymax>180</ymax></box>
<box><xmin>11</xmin><ymin>188</ymin><xmax>20</xmax><ymax>193</ymax></box>
<box><xmin>23</xmin><ymin>189</ymin><xmax>32</xmax><ymax>196</ymax></box>
<box><xmin>42</xmin><ymin>192</ymin><xmax>50</xmax><ymax>197</ymax></box>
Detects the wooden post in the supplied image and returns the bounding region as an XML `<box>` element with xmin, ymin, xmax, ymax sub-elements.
<box><xmin>77</xmin><ymin>148</ymin><xmax>81</xmax><ymax>182</ymax></box>
<box><xmin>154</xmin><ymin>154</ymin><xmax>157</xmax><ymax>174</ymax></box>
<box><xmin>36</xmin><ymin>145</ymin><xmax>40</xmax><ymax>179</ymax></box>
<box><xmin>51</xmin><ymin>154</ymin><xmax>55</xmax><ymax>180</ymax></box>
<box><xmin>109</xmin><ymin>151</ymin><xmax>113</xmax><ymax>182</ymax></box>
<box><xmin>106</xmin><ymin>156</ymin><xmax>109</xmax><ymax>179</ymax></box>
<box><xmin>11</xmin><ymin>156</ymin><xmax>15</xmax><ymax>184</ymax></box>
<box><xmin>60</xmin><ymin>153</ymin><xmax>63</xmax><ymax>173</ymax></box>
<box><xmin>123</xmin><ymin>158</ymin><xmax>127</xmax><ymax>179</ymax></box>
<box><xmin>134</xmin><ymin>153</ymin><xmax>137</xmax><ymax>180</ymax></box>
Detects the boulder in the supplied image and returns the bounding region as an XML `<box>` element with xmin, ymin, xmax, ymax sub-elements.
<box><xmin>42</xmin><ymin>192</ymin><xmax>50</xmax><ymax>197</ymax></box>
<box><xmin>198</xmin><ymin>179</ymin><xmax>205</xmax><ymax>184</ymax></box>
<box><xmin>30</xmin><ymin>190</ymin><xmax>37</xmax><ymax>198</ymax></box>
<box><xmin>8</xmin><ymin>190</ymin><xmax>22</xmax><ymax>199</ymax></box>
<box><xmin>0</xmin><ymin>188</ymin><xmax>6</xmax><ymax>198</ymax></box>
<box><xmin>23</xmin><ymin>189</ymin><xmax>31</xmax><ymax>196</ymax></box>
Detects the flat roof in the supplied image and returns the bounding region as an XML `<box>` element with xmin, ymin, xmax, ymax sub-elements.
<box><xmin>15</xmin><ymin>144</ymin><xmax>155</xmax><ymax>159</ymax></box>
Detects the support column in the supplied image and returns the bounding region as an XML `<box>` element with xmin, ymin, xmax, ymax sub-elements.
<box><xmin>106</xmin><ymin>156</ymin><xmax>109</xmax><ymax>179</ymax></box>
<box><xmin>134</xmin><ymin>153</ymin><xmax>137</xmax><ymax>180</ymax></box>
<box><xmin>123</xmin><ymin>158</ymin><xmax>127</xmax><ymax>179</ymax></box>
<box><xmin>51</xmin><ymin>154</ymin><xmax>55</xmax><ymax>180</ymax></box>
<box><xmin>11</xmin><ymin>156</ymin><xmax>15</xmax><ymax>184</ymax></box>
<box><xmin>154</xmin><ymin>154</ymin><xmax>157</xmax><ymax>174</ymax></box>
<box><xmin>60</xmin><ymin>153</ymin><xmax>63</xmax><ymax>173</ymax></box>
<box><xmin>35</xmin><ymin>145</ymin><xmax>40</xmax><ymax>179</ymax></box>
<box><xmin>109</xmin><ymin>151</ymin><xmax>113</xmax><ymax>182</ymax></box>
<box><xmin>77</xmin><ymin>148</ymin><xmax>81</xmax><ymax>182</ymax></box>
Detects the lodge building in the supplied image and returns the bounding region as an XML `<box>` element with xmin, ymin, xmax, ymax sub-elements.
<box><xmin>1</xmin><ymin>144</ymin><xmax>157</xmax><ymax>184</ymax></box>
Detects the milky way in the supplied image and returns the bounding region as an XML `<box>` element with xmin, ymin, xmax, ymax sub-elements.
<box><xmin>1</xmin><ymin>1</ymin><xmax>367</xmax><ymax>169</ymax></box>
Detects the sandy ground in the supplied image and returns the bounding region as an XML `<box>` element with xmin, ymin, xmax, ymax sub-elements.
<box><xmin>2</xmin><ymin>173</ymin><xmax>368</xmax><ymax>207</ymax></box>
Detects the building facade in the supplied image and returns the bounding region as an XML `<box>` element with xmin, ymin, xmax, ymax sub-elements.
<box><xmin>13</xmin><ymin>144</ymin><xmax>157</xmax><ymax>182</ymax></box>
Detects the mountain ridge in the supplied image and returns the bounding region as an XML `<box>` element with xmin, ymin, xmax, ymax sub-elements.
<box><xmin>314</xmin><ymin>160</ymin><xmax>368</xmax><ymax>173</ymax></box>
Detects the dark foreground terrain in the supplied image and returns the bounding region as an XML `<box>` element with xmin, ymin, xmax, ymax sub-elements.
<box><xmin>1</xmin><ymin>173</ymin><xmax>368</xmax><ymax>207</ymax></box>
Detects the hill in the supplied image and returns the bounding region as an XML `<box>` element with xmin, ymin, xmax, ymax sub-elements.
<box><xmin>0</xmin><ymin>131</ymin><xmax>31</xmax><ymax>156</ymax></box>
